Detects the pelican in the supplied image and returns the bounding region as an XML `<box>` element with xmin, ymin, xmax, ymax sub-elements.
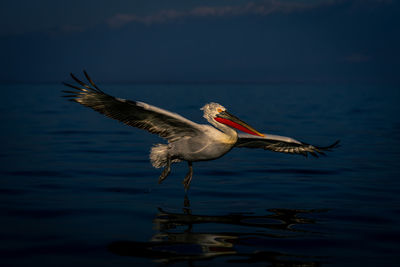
<box><xmin>63</xmin><ymin>71</ymin><xmax>339</xmax><ymax>191</ymax></box>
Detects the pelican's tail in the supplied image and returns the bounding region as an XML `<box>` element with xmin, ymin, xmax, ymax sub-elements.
<box><xmin>150</xmin><ymin>144</ymin><xmax>169</xmax><ymax>168</ymax></box>
<box><xmin>148</xmin><ymin>144</ymin><xmax>172</xmax><ymax>168</ymax></box>
<box><xmin>150</xmin><ymin>144</ymin><xmax>182</xmax><ymax>168</ymax></box>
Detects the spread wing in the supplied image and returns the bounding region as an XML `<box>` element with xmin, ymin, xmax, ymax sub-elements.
<box><xmin>62</xmin><ymin>71</ymin><xmax>203</xmax><ymax>142</ymax></box>
<box><xmin>235</xmin><ymin>133</ymin><xmax>340</xmax><ymax>157</ymax></box>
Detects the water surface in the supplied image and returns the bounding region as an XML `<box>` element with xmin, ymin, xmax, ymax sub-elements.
<box><xmin>1</xmin><ymin>82</ymin><xmax>399</xmax><ymax>266</ymax></box>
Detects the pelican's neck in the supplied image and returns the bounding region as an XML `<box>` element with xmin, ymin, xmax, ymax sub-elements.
<box><xmin>207</xmin><ymin>117</ymin><xmax>238</xmax><ymax>142</ymax></box>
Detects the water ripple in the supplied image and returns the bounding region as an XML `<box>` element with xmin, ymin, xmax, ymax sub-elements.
<box><xmin>48</xmin><ymin>130</ymin><xmax>132</xmax><ymax>136</ymax></box>
<box><xmin>248</xmin><ymin>168</ymin><xmax>342</xmax><ymax>175</ymax></box>
<box><xmin>2</xmin><ymin>170</ymin><xmax>69</xmax><ymax>178</ymax></box>
<box><xmin>0</xmin><ymin>188</ymin><xmax>27</xmax><ymax>195</ymax></box>
<box><xmin>97</xmin><ymin>187</ymin><xmax>151</xmax><ymax>195</ymax></box>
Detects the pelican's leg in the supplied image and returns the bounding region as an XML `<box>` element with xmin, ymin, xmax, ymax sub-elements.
<box><xmin>158</xmin><ymin>157</ymin><xmax>171</xmax><ymax>184</ymax></box>
<box><xmin>182</xmin><ymin>161</ymin><xmax>193</xmax><ymax>191</ymax></box>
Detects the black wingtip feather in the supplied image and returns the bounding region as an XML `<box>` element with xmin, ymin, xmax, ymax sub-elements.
<box><xmin>70</xmin><ymin>73</ymin><xmax>91</xmax><ymax>89</ymax></box>
<box><xmin>327</xmin><ymin>140</ymin><xmax>340</xmax><ymax>149</ymax></box>
<box><xmin>332</xmin><ymin>140</ymin><xmax>341</xmax><ymax>148</ymax></box>
<box><xmin>315</xmin><ymin>140</ymin><xmax>341</xmax><ymax>151</ymax></box>
<box><xmin>62</xmin><ymin>82</ymin><xmax>82</xmax><ymax>91</ymax></box>
<box><xmin>63</xmin><ymin>71</ymin><xmax>104</xmax><ymax>96</ymax></box>
<box><xmin>83</xmin><ymin>70</ymin><xmax>102</xmax><ymax>92</ymax></box>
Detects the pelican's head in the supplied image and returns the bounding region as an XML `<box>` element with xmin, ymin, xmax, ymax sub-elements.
<box><xmin>201</xmin><ymin>102</ymin><xmax>264</xmax><ymax>137</ymax></box>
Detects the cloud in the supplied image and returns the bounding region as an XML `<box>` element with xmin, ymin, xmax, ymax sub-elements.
<box><xmin>106</xmin><ymin>0</ymin><xmax>335</xmax><ymax>28</ymax></box>
<box><xmin>105</xmin><ymin>0</ymin><xmax>394</xmax><ymax>28</ymax></box>
<box><xmin>107</xmin><ymin>10</ymin><xmax>182</xmax><ymax>27</ymax></box>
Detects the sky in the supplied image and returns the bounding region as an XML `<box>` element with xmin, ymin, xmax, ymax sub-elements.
<box><xmin>0</xmin><ymin>0</ymin><xmax>399</xmax><ymax>83</ymax></box>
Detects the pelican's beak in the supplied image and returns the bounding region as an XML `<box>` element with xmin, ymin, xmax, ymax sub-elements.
<box><xmin>215</xmin><ymin>111</ymin><xmax>265</xmax><ymax>137</ymax></box>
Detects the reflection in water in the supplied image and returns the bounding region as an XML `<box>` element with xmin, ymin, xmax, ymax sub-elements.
<box><xmin>108</xmin><ymin>196</ymin><xmax>327</xmax><ymax>265</ymax></box>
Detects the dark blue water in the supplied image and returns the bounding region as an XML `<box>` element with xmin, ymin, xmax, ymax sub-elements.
<box><xmin>1</xmin><ymin>82</ymin><xmax>399</xmax><ymax>266</ymax></box>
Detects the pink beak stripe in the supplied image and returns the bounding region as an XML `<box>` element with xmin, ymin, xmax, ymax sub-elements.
<box><xmin>215</xmin><ymin>117</ymin><xmax>263</xmax><ymax>136</ymax></box>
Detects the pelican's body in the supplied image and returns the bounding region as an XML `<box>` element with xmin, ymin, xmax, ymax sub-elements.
<box><xmin>168</xmin><ymin>126</ymin><xmax>235</xmax><ymax>162</ymax></box>
<box><xmin>63</xmin><ymin>71</ymin><xmax>339</xmax><ymax>191</ymax></box>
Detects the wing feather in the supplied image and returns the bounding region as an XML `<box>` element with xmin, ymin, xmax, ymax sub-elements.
<box><xmin>62</xmin><ymin>71</ymin><xmax>203</xmax><ymax>142</ymax></box>
<box><xmin>235</xmin><ymin>133</ymin><xmax>339</xmax><ymax>157</ymax></box>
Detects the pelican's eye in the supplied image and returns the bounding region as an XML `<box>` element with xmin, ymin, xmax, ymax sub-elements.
<box><xmin>217</xmin><ymin>108</ymin><xmax>223</xmax><ymax>113</ymax></box>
